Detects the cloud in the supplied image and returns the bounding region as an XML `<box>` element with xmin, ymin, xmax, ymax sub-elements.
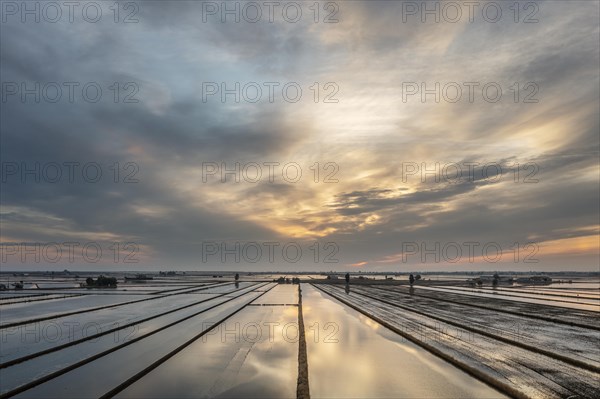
<box><xmin>1</xmin><ymin>0</ymin><xmax>598</xmax><ymax>271</ymax></box>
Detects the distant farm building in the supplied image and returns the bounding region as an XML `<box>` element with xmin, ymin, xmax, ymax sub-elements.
<box><xmin>515</xmin><ymin>276</ymin><xmax>552</xmax><ymax>284</ymax></box>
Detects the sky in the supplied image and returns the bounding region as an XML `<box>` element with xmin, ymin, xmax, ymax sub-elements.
<box><xmin>1</xmin><ymin>0</ymin><xmax>599</xmax><ymax>272</ymax></box>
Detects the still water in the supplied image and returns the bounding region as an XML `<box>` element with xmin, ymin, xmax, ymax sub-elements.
<box><xmin>302</xmin><ymin>284</ymin><xmax>507</xmax><ymax>398</ymax></box>
<box><xmin>117</xmin><ymin>304</ymin><xmax>299</xmax><ymax>398</ymax></box>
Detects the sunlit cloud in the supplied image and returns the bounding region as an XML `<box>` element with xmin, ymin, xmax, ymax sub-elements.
<box><xmin>1</xmin><ymin>0</ymin><xmax>598</xmax><ymax>270</ymax></box>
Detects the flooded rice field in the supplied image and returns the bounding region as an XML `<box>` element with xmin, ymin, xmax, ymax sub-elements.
<box><xmin>1</xmin><ymin>276</ymin><xmax>598</xmax><ymax>398</ymax></box>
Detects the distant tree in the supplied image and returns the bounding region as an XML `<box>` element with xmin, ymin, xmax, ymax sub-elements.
<box><xmin>476</xmin><ymin>279</ymin><xmax>483</xmax><ymax>287</ymax></box>
<box><xmin>100</xmin><ymin>276</ymin><xmax>117</xmax><ymax>287</ymax></box>
<box><xmin>415</xmin><ymin>274</ymin><xmax>422</xmax><ymax>281</ymax></box>
<box><xmin>86</xmin><ymin>275</ymin><xmax>117</xmax><ymax>287</ymax></box>
<box><xmin>345</xmin><ymin>273</ymin><xmax>350</xmax><ymax>283</ymax></box>
<box><xmin>235</xmin><ymin>273</ymin><xmax>239</xmax><ymax>281</ymax></box>
<box><xmin>409</xmin><ymin>274</ymin><xmax>415</xmax><ymax>286</ymax></box>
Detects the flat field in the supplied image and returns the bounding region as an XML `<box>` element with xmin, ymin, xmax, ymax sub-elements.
<box><xmin>1</xmin><ymin>275</ymin><xmax>598</xmax><ymax>398</ymax></box>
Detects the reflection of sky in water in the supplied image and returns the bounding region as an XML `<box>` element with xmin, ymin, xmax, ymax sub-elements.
<box><xmin>479</xmin><ymin>286</ymin><xmax>599</xmax><ymax>299</ymax></box>
<box><xmin>10</xmin><ymin>292</ymin><xmax>263</xmax><ymax>398</ymax></box>
<box><xmin>416</xmin><ymin>286</ymin><xmax>600</xmax><ymax>312</ymax></box>
<box><xmin>0</xmin><ymin>293</ymin><xmax>226</xmax><ymax>364</ymax></box>
<box><xmin>116</xmin><ymin>305</ymin><xmax>298</xmax><ymax>399</ymax></box>
<box><xmin>302</xmin><ymin>284</ymin><xmax>507</xmax><ymax>398</ymax></box>
<box><xmin>0</xmin><ymin>283</ymin><xmax>255</xmax><ymax>326</ymax></box>
<box><xmin>252</xmin><ymin>284</ymin><xmax>299</xmax><ymax>305</ymax></box>
<box><xmin>0</xmin><ymin>295</ymin><xmax>136</xmax><ymax>324</ymax></box>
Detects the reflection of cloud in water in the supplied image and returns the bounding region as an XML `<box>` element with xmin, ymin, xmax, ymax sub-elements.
<box><xmin>303</xmin><ymin>284</ymin><xmax>507</xmax><ymax>398</ymax></box>
<box><xmin>359</xmin><ymin>314</ymin><xmax>381</xmax><ymax>331</ymax></box>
